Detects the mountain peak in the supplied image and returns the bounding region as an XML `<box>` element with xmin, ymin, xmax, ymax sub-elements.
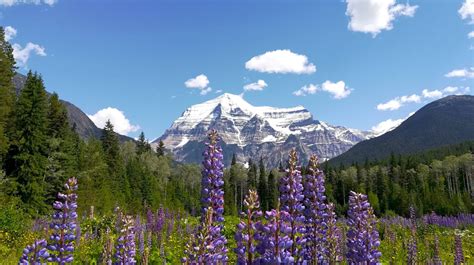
<box><xmin>155</xmin><ymin>92</ymin><xmax>372</xmax><ymax>166</ymax></box>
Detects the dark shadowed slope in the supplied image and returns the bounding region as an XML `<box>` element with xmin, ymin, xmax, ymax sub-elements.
<box><xmin>13</xmin><ymin>73</ymin><xmax>133</xmax><ymax>142</ymax></box>
<box><xmin>329</xmin><ymin>95</ymin><xmax>474</xmax><ymax>165</ymax></box>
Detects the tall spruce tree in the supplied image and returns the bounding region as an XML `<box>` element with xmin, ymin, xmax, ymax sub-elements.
<box><xmin>9</xmin><ymin>72</ymin><xmax>49</xmax><ymax>215</ymax></box>
<box><xmin>0</xmin><ymin>27</ymin><xmax>16</xmax><ymax>161</ymax></box>
<box><xmin>267</xmin><ymin>170</ymin><xmax>278</xmax><ymax>210</ymax></box>
<box><xmin>45</xmin><ymin>93</ymin><xmax>75</xmax><ymax>203</ymax></box>
<box><xmin>101</xmin><ymin>120</ymin><xmax>128</xmax><ymax>204</ymax></box>
<box><xmin>136</xmin><ymin>131</ymin><xmax>151</xmax><ymax>155</ymax></box>
<box><xmin>247</xmin><ymin>158</ymin><xmax>258</xmax><ymax>189</ymax></box>
<box><xmin>156</xmin><ymin>140</ymin><xmax>165</xmax><ymax>157</ymax></box>
<box><xmin>225</xmin><ymin>153</ymin><xmax>238</xmax><ymax>215</ymax></box>
<box><xmin>257</xmin><ymin>158</ymin><xmax>268</xmax><ymax>211</ymax></box>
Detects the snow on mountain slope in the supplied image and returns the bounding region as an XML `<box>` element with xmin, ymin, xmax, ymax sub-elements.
<box><xmin>153</xmin><ymin>93</ymin><xmax>373</xmax><ymax>166</ymax></box>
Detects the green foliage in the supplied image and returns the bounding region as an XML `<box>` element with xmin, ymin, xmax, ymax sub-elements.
<box><xmin>326</xmin><ymin>152</ymin><xmax>474</xmax><ymax>217</ymax></box>
<box><xmin>0</xmin><ymin>27</ymin><xmax>16</xmax><ymax>161</ymax></box>
<box><xmin>7</xmin><ymin>72</ymin><xmax>49</xmax><ymax>215</ymax></box>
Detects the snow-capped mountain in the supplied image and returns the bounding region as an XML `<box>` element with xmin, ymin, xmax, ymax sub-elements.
<box><xmin>153</xmin><ymin>93</ymin><xmax>373</xmax><ymax>167</ymax></box>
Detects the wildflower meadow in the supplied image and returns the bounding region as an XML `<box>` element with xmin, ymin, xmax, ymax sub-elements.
<box><xmin>1</xmin><ymin>131</ymin><xmax>472</xmax><ymax>264</ymax></box>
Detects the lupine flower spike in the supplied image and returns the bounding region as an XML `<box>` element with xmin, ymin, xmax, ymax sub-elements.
<box><xmin>114</xmin><ymin>215</ymin><xmax>137</xmax><ymax>265</ymax></box>
<box><xmin>407</xmin><ymin>205</ymin><xmax>417</xmax><ymax>265</ymax></box>
<box><xmin>47</xmin><ymin>177</ymin><xmax>78</xmax><ymax>264</ymax></box>
<box><xmin>346</xmin><ymin>191</ymin><xmax>381</xmax><ymax>264</ymax></box>
<box><xmin>303</xmin><ymin>154</ymin><xmax>328</xmax><ymax>263</ymax></box>
<box><xmin>19</xmin><ymin>239</ymin><xmax>50</xmax><ymax>264</ymax></box>
<box><xmin>454</xmin><ymin>233</ymin><xmax>465</xmax><ymax>265</ymax></box>
<box><xmin>325</xmin><ymin>203</ymin><xmax>342</xmax><ymax>264</ymax></box>
<box><xmin>183</xmin><ymin>130</ymin><xmax>228</xmax><ymax>263</ymax></box>
<box><xmin>101</xmin><ymin>228</ymin><xmax>114</xmax><ymax>265</ymax></box>
<box><xmin>279</xmin><ymin>149</ymin><xmax>305</xmax><ymax>261</ymax></box>
<box><xmin>256</xmin><ymin>201</ymin><xmax>294</xmax><ymax>264</ymax></box>
<box><xmin>234</xmin><ymin>189</ymin><xmax>263</xmax><ymax>264</ymax></box>
<box><xmin>432</xmin><ymin>235</ymin><xmax>442</xmax><ymax>265</ymax></box>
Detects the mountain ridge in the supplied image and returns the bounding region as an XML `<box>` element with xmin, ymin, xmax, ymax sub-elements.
<box><xmin>329</xmin><ymin>95</ymin><xmax>474</xmax><ymax>165</ymax></box>
<box><xmin>153</xmin><ymin>93</ymin><xmax>373</xmax><ymax>167</ymax></box>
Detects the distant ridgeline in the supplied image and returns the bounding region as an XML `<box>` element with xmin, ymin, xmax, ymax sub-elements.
<box><xmin>329</xmin><ymin>95</ymin><xmax>474</xmax><ymax>166</ymax></box>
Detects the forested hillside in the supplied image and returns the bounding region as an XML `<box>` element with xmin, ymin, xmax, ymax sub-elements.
<box><xmin>330</xmin><ymin>95</ymin><xmax>474</xmax><ymax>165</ymax></box>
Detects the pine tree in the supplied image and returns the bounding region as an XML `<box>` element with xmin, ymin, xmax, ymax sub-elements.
<box><xmin>8</xmin><ymin>72</ymin><xmax>49</xmax><ymax>215</ymax></box>
<box><xmin>156</xmin><ymin>140</ymin><xmax>165</xmax><ymax>157</ymax></box>
<box><xmin>0</xmin><ymin>27</ymin><xmax>16</xmax><ymax>161</ymax></box>
<box><xmin>101</xmin><ymin>120</ymin><xmax>128</xmax><ymax>204</ymax></box>
<box><xmin>226</xmin><ymin>153</ymin><xmax>238</xmax><ymax>215</ymax></box>
<box><xmin>267</xmin><ymin>170</ymin><xmax>278</xmax><ymax>210</ymax></box>
<box><xmin>247</xmin><ymin>159</ymin><xmax>257</xmax><ymax>189</ymax></box>
<box><xmin>257</xmin><ymin>158</ymin><xmax>268</xmax><ymax>211</ymax></box>
<box><xmin>136</xmin><ymin>132</ymin><xmax>151</xmax><ymax>155</ymax></box>
<box><xmin>45</xmin><ymin>93</ymin><xmax>75</xmax><ymax>203</ymax></box>
<box><xmin>101</xmin><ymin>120</ymin><xmax>121</xmax><ymax>172</ymax></box>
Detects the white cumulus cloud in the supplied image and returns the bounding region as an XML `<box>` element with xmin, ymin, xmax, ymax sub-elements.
<box><xmin>0</xmin><ymin>0</ymin><xmax>57</xmax><ymax>6</ymax></box>
<box><xmin>243</xmin><ymin>79</ymin><xmax>268</xmax><ymax>91</ymax></box>
<box><xmin>88</xmin><ymin>107</ymin><xmax>140</xmax><ymax>136</ymax></box>
<box><xmin>185</xmin><ymin>74</ymin><xmax>209</xmax><ymax>89</ymax></box>
<box><xmin>459</xmin><ymin>0</ymin><xmax>474</xmax><ymax>23</ymax></box>
<box><xmin>345</xmin><ymin>0</ymin><xmax>418</xmax><ymax>37</ymax></box>
<box><xmin>185</xmin><ymin>74</ymin><xmax>213</xmax><ymax>95</ymax></box>
<box><xmin>4</xmin><ymin>26</ymin><xmax>17</xmax><ymax>41</ymax></box>
<box><xmin>293</xmin><ymin>80</ymin><xmax>351</xmax><ymax>99</ymax></box>
<box><xmin>321</xmin><ymin>80</ymin><xmax>352</xmax><ymax>99</ymax></box>
<box><xmin>371</xmin><ymin>112</ymin><xmax>415</xmax><ymax>136</ymax></box>
<box><xmin>245</xmin><ymin>49</ymin><xmax>316</xmax><ymax>74</ymax></box>
<box><xmin>445</xmin><ymin>68</ymin><xmax>474</xmax><ymax>78</ymax></box>
<box><xmin>293</xmin><ymin>84</ymin><xmax>318</xmax><ymax>96</ymax></box>
<box><xmin>12</xmin><ymin>42</ymin><xmax>46</xmax><ymax>67</ymax></box>
<box><xmin>468</xmin><ymin>31</ymin><xmax>474</xmax><ymax>38</ymax></box>
<box><xmin>199</xmin><ymin>87</ymin><xmax>212</xmax><ymax>95</ymax></box>
<box><xmin>421</xmin><ymin>89</ymin><xmax>443</xmax><ymax>99</ymax></box>
<box><xmin>376</xmin><ymin>93</ymin><xmax>420</xmax><ymax>111</ymax></box>
<box><xmin>377</xmin><ymin>87</ymin><xmax>470</xmax><ymax>111</ymax></box>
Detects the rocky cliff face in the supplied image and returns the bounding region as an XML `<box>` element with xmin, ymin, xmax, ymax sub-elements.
<box><xmin>153</xmin><ymin>93</ymin><xmax>373</xmax><ymax>167</ymax></box>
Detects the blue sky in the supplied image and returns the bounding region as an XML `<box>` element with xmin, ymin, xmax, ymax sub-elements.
<box><xmin>1</xmin><ymin>0</ymin><xmax>473</xmax><ymax>138</ymax></box>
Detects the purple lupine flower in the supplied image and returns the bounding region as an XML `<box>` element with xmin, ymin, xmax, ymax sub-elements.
<box><xmin>102</xmin><ymin>228</ymin><xmax>114</xmax><ymax>265</ymax></box>
<box><xmin>166</xmin><ymin>213</ymin><xmax>175</xmax><ymax>239</ymax></box>
<box><xmin>234</xmin><ymin>190</ymin><xmax>263</xmax><ymax>264</ymax></box>
<box><xmin>407</xmin><ymin>235</ymin><xmax>417</xmax><ymax>265</ymax></box>
<box><xmin>346</xmin><ymin>191</ymin><xmax>381</xmax><ymax>264</ymax></box>
<box><xmin>407</xmin><ymin>205</ymin><xmax>417</xmax><ymax>265</ymax></box>
<box><xmin>47</xmin><ymin>177</ymin><xmax>78</xmax><ymax>264</ymax></box>
<box><xmin>144</xmin><ymin>208</ymin><xmax>153</xmax><ymax>250</ymax></box>
<box><xmin>279</xmin><ymin>149</ymin><xmax>305</xmax><ymax>261</ymax></box>
<box><xmin>183</xmin><ymin>130</ymin><xmax>228</xmax><ymax>263</ymax></box>
<box><xmin>325</xmin><ymin>203</ymin><xmax>342</xmax><ymax>264</ymax></box>
<box><xmin>255</xmin><ymin>204</ymin><xmax>294</xmax><ymax>264</ymax></box>
<box><xmin>114</xmin><ymin>215</ymin><xmax>136</xmax><ymax>265</ymax></box>
<box><xmin>134</xmin><ymin>215</ymin><xmax>145</xmax><ymax>257</ymax></box>
<box><xmin>155</xmin><ymin>207</ymin><xmax>165</xmax><ymax>246</ymax></box>
<box><xmin>432</xmin><ymin>235</ymin><xmax>442</xmax><ymax>265</ymax></box>
<box><xmin>19</xmin><ymin>239</ymin><xmax>49</xmax><ymax>264</ymax></box>
<box><xmin>138</xmin><ymin>228</ymin><xmax>145</xmax><ymax>258</ymax></box>
<box><xmin>303</xmin><ymin>154</ymin><xmax>328</xmax><ymax>263</ymax></box>
<box><xmin>454</xmin><ymin>233</ymin><xmax>465</xmax><ymax>265</ymax></box>
<box><xmin>183</xmin><ymin>207</ymin><xmax>228</xmax><ymax>264</ymax></box>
